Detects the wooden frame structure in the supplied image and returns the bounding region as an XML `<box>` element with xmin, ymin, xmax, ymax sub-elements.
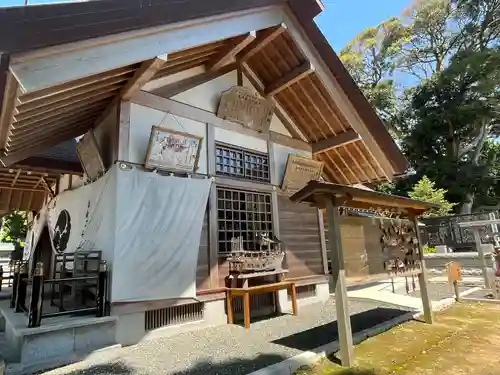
<box><xmin>290</xmin><ymin>181</ymin><xmax>438</xmax><ymax>366</ymax></box>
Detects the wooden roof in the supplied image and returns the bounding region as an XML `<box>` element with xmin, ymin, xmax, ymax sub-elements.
<box><xmin>290</xmin><ymin>181</ymin><xmax>438</xmax><ymax>215</ymax></box>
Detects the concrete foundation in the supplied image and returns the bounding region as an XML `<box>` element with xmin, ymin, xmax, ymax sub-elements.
<box><xmin>0</xmin><ymin>301</ymin><xmax>117</xmax><ymax>375</ymax></box>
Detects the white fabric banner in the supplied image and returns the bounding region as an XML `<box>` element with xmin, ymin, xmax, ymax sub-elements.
<box><xmin>112</xmin><ymin>169</ymin><xmax>211</xmax><ymax>303</ymax></box>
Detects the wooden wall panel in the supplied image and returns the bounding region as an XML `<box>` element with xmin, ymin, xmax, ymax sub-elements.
<box><xmin>278</xmin><ymin>194</ymin><xmax>324</xmax><ymax>278</ymax></box>
<box><xmin>196</xmin><ymin>210</ymin><xmax>210</xmax><ymax>290</ymax></box>
<box><xmin>339</xmin><ymin>216</ymin><xmax>385</xmax><ymax>278</ymax></box>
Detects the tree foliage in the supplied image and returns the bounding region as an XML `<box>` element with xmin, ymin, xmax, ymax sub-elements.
<box><xmin>409</xmin><ymin>176</ymin><xmax>456</xmax><ymax>216</ymax></box>
<box><xmin>342</xmin><ymin>0</ymin><xmax>500</xmax><ymax>214</ymax></box>
<box><xmin>0</xmin><ymin>211</ymin><xmax>28</xmax><ymax>251</ymax></box>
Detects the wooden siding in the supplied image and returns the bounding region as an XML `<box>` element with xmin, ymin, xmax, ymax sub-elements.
<box><xmin>339</xmin><ymin>216</ymin><xmax>385</xmax><ymax>278</ymax></box>
<box><xmin>196</xmin><ymin>210</ymin><xmax>210</xmax><ymax>290</ymax></box>
<box><xmin>278</xmin><ymin>194</ymin><xmax>324</xmax><ymax>278</ymax></box>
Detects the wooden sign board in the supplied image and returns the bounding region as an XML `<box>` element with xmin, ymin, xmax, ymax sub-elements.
<box><xmin>446</xmin><ymin>261</ymin><xmax>462</xmax><ymax>284</ymax></box>
<box><xmin>217</xmin><ymin>86</ymin><xmax>275</xmax><ymax>132</ymax></box>
<box><xmin>281</xmin><ymin>154</ymin><xmax>324</xmax><ymax>194</ymax></box>
<box><xmin>145</xmin><ymin>126</ymin><xmax>203</xmax><ymax>173</ymax></box>
<box><xmin>76</xmin><ymin>130</ymin><xmax>106</xmax><ymax>182</ymax></box>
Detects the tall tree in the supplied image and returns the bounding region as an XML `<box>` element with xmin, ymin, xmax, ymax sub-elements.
<box><xmin>403</xmin><ymin>48</ymin><xmax>500</xmax><ymax>213</ymax></box>
<box><xmin>339</xmin><ymin>18</ymin><xmax>407</xmax><ymax>136</ymax></box>
<box><xmin>0</xmin><ymin>211</ymin><xmax>28</xmax><ymax>259</ymax></box>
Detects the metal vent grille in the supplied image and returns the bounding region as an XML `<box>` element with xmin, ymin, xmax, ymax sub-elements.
<box><xmin>145</xmin><ymin>302</ymin><xmax>204</xmax><ymax>331</ymax></box>
<box><xmin>233</xmin><ymin>292</ymin><xmax>275</xmax><ymax>314</ymax></box>
<box><xmin>288</xmin><ymin>284</ymin><xmax>316</xmax><ymax>300</ymax></box>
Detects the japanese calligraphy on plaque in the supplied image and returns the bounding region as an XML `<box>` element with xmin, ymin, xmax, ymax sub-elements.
<box><xmin>281</xmin><ymin>155</ymin><xmax>324</xmax><ymax>194</ymax></box>
<box><xmin>76</xmin><ymin>130</ymin><xmax>106</xmax><ymax>182</ymax></box>
<box><xmin>217</xmin><ymin>86</ymin><xmax>275</xmax><ymax>132</ymax></box>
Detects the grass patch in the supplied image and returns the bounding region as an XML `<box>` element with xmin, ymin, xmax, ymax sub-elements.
<box><xmin>294</xmin><ymin>302</ymin><xmax>500</xmax><ymax>375</ymax></box>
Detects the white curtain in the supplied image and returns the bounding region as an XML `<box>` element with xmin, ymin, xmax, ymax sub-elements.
<box><xmin>111</xmin><ymin>168</ymin><xmax>211</xmax><ymax>303</ymax></box>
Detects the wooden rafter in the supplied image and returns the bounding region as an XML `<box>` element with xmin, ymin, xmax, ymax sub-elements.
<box><xmin>206</xmin><ymin>32</ymin><xmax>256</xmax><ymax>71</ymax></box>
<box><xmin>265</xmin><ymin>61</ymin><xmax>314</xmax><ymax>97</ymax></box>
<box><xmin>312</xmin><ymin>129</ymin><xmax>360</xmax><ymax>154</ymax></box>
<box><xmin>121</xmin><ymin>56</ymin><xmax>168</xmax><ymax>100</ymax></box>
<box><xmin>93</xmin><ymin>56</ymin><xmax>168</xmax><ymax>128</ymax></box>
<box><xmin>41</xmin><ymin>177</ymin><xmax>55</xmax><ymax>198</ymax></box>
<box><xmin>238</xmin><ymin>24</ymin><xmax>287</xmax><ymax>63</ymax></box>
<box><xmin>0</xmin><ymin>71</ymin><xmax>20</xmax><ymax>151</ymax></box>
<box><xmin>152</xmin><ymin>63</ymin><xmax>237</xmax><ymax>98</ymax></box>
<box><xmin>240</xmin><ymin>63</ymin><xmax>307</xmax><ymax>141</ymax></box>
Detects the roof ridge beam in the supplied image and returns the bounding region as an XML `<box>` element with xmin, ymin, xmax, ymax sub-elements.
<box><xmin>312</xmin><ymin>129</ymin><xmax>361</xmax><ymax>154</ymax></box>
<box><xmin>264</xmin><ymin>61</ymin><xmax>314</xmax><ymax>96</ymax></box>
<box><xmin>206</xmin><ymin>32</ymin><xmax>256</xmax><ymax>71</ymax></box>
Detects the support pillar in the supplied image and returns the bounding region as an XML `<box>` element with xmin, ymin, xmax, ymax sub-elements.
<box><xmin>411</xmin><ymin>214</ymin><xmax>434</xmax><ymax>324</ymax></box>
<box><xmin>473</xmin><ymin>229</ymin><xmax>491</xmax><ymax>289</ymax></box>
<box><xmin>325</xmin><ymin>199</ymin><xmax>354</xmax><ymax>367</ymax></box>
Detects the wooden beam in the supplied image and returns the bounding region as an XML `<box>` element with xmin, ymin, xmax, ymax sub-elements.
<box><xmin>410</xmin><ymin>213</ymin><xmax>434</xmax><ymax>324</ymax></box>
<box><xmin>121</xmin><ymin>56</ymin><xmax>168</xmax><ymax>100</ymax></box>
<box><xmin>265</xmin><ymin>62</ymin><xmax>314</xmax><ymax>97</ymax></box>
<box><xmin>93</xmin><ymin>56</ymin><xmax>167</xmax><ymax>128</ymax></box>
<box><xmin>325</xmin><ymin>199</ymin><xmax>354</xmax><ymax>367</ymax></box>
<box><xmin>0</xmin><ymin>72</ymin><xmax>20</xmax><ymax>150</ymax></box>
<box><xmin>206</xmin><ymin>32</ymin><xmax>256</xmax><ymax>71</ymax></box>
<box><xmin>41</xmin><ymin>177</ymin><xmax>55</xmax><ymax>198</ymax></box>
<box><xmin>130</xmin><ymin>91</ymin><xmax>312</xmax><ymax>152</ymax></box>
<box><xmin>151</xmin><ymin>63</ymin><xmax>237</xmax><ymax>99</ymax></box>
<box><xmin>240</xmin><ymin>63</ymin><xmax>307</xmax><ymax>141</ymax></box>
<box><xmin>1</xmin><ymin>124</ymin><xmax>90</xmax><ymax>166</ymax></box>
<box><xmin>13</xmin><ymin>157</ymin><xmax>83</xmax><ymax>174</ymax></box>
<box><xmin>238</xmin><ymin>24</ymin><xmax>287</xmax><ymax>63</ymax></box>
<box><xmin>312</xmin><ymin>129</ymin><xmax>360</xmax><ymax>154</ymax></box>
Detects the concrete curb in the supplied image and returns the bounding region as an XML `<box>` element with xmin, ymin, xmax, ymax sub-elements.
<box><xmin>246</xmin><ymin>286</ymin><xmax>481</xmax><ymax>375</ymax></box>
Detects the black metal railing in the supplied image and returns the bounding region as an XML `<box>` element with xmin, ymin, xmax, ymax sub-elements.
<box><xmin>10</xmin><ymin>259</ymin><xmax>108</xmax><ymax>328</ymax></box>
<box><xmin>422</xmin><ymin>212</ymin><xmax>499</xmax><ymax>250</ymax></box>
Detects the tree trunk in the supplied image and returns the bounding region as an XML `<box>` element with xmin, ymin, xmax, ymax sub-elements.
<box><xmin>459</xmin><ymin>121</ymin><xmax>490</xmax><ymax>214</ymax></box>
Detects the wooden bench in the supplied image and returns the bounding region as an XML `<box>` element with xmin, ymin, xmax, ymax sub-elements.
<box><xmin>226</xmin><ymin>281</ymin><xmax>298</xmax><ymax>330</ymax></box>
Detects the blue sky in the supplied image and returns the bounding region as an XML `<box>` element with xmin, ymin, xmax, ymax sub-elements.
<box><xmin>1</xmin><ymin>0</ymin><xmax>409</xmax><ymax>52</ymax></box>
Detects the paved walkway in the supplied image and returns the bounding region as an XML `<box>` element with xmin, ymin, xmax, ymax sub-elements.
<box><xmin>38</xmin><ymin>298</ymin><xmax>410</xmax><ymax>375</ymax></box>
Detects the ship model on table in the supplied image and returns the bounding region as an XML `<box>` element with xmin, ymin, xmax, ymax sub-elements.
<box><xmin>227</xmin><ymin>232</ymin><xmax>285</xmax><ymax>273</ymax></box>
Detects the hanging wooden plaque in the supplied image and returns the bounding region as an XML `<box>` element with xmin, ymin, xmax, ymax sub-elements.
<box><xmin>145</xmin><ymin>126</ymin><xmax>203</xmax><ymax>173</ymax></box>
<box><xmin>281</xmin><ymin>154</ymin><xmax>324</xmax><ymax>194</ymax></box>
<box><xmin>76</xmin><ymin>130</ymin><xmax>106</xmax><ymax>182</ymax></box>
<box><xmin>217</xmin><ymin>86</ymin><xmax>275</xmax><ymax>132</ymax></box>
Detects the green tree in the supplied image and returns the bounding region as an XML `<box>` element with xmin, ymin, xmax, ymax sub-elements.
<box><xmin>0</xmin><ymin>211</ymin><xmax>28</xmax><ymax>251</ymax></box>
<box><xmin>409</xmin><ymin>176</ymin><xmax>455</xmax><ymax>216</ymax></box>
<box><xmin>339</xmin><ymin>18</ymin><xmax>407</xmax><ymax>136</ymax></box>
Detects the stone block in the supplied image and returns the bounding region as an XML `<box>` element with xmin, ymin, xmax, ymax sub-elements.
<box><xmin>74</xmin><ymin>322</ymin><xmax>115</xmax><ymax>352</ymax></box>
<box><xmin>21</xmin><ymin>329</ymin><xmax>74</xmax><ymax>365</ymax></box>
<box><xmin>115</xmin><ymin>312</ymin><xmax>145</xmax><ymax>346</ymax></box>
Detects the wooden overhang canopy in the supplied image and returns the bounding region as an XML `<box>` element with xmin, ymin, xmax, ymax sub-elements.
<box><xmin>0</xmin><ymin>0</ymin><xmax>408</xmax><ymax>185</ymax></box>
<box><xmin>290</xmin><ymin>180</ymin><xmax>438</xmax><ymax>216</ymax></box>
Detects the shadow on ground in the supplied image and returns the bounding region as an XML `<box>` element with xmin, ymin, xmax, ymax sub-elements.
<box><xmin>42</xmin><ymin>355</ymin><xmax>289</xmax><ymax>375</ymax></box>
<box><xmin>272</xmin><ymin>307</ymin><xmax>410</xmax><ymax>351</ymax></box>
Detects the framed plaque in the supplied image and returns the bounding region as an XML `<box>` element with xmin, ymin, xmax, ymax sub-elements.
<box><xmin>281</xmin><ymin>154</ymin><xmax>323</xmax><ymax>194</ymax></box>
<box><xmin>217</xmin><ymin>86</ymin><xmax>275</xmax><ymax>132</ymax></box>
<box><xmin>76</xmin><ymin>130</ymin><xmax>106</xmax><ymax>182</ymax></box>
<box><xmin>145</xmin><ymin>126</ymin><xmax>203</xmax><ymax>173</ymax></box>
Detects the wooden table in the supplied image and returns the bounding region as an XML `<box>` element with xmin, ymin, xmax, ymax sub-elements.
<box><xmin>227</xmin><ymin>269</ymin><xmax>289</xmax><ymax>288</ymax></box>
<box><xmin>226</xmin><ymin>281</ymin><xmax>297</xmax><ymax>330</ymax></box>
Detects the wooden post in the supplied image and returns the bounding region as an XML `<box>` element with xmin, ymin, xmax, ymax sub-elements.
<box><xmin>10</xmin><ymin>261</ymin><xmax>20</xmax><ymax>308</ymax></box>
<box><xmin>325</xmin><ymin>199</ymin><xmax>354</xmax><ymax>367</ymax></box>
<box><xmin>28</xmin><ymin>262</ymin><xmax>44</xmax><ymax>328</ymax></box>
<box><xmin>15</xmin><ymin>263</ymin><xmax>28</xmax><ymax>313</ymax></box>
<box><xmin>473</xmin><ymin>229</ymin><xmax>491</xmax><ymax>289</ymax></box>
<box><xmin>96</xmin><ymin>261</ymin><xmax>107</xmax><ymax>317</ymax></box>
<box><xmin>410</xmin><ymin>213</ymin><xmax>434</xmax><ymax>324</ymax></box>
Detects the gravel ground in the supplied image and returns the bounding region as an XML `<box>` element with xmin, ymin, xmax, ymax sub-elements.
<box><xmin>40</xmin><ymin>298</ymin><xmax>410</xmax><ymax>375</ymax></box>
<box><xmin>407</xmin><ymin>283</ymin><xmax>471</xmax><ymax>301</ymax></box>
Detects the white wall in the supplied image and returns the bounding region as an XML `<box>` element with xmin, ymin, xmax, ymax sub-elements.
<box><xmin>129</xmin><ymin>103</ymin><xmax>208</xmax><ymax>174</ymax></box>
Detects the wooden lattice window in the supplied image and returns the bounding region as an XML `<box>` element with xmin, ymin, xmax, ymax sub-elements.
<box><xmin>217</xmin><ymin>187</ymin><xmax>273</xmax><ymax>254</ymax></box>
<box><xmin>215</xmin><ymin>143</ymin><xmax>270</xmax><ymax>182</ymax></box>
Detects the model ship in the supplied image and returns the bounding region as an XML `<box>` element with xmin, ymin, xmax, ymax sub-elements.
<box><xmin>227</xmin><ymin>232</ymin><xmax>285</xmax><ymax>273</ymax></box>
